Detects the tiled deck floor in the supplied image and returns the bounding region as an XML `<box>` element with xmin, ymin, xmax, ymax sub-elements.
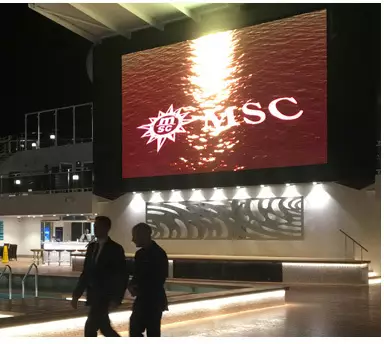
<box><xmin>1</xmin><ymin>285</ymin><xmax>379</xmax><ymax>337</ymax></box>
<box><xmin>157</xmin><ymin>285</ymin><xmax>381</xmax><ymax>337</ymax></box>
<box><xmin>1</xmin><ymin>259</ymin><xmax>381</xmax><ymax>337</ymax></box>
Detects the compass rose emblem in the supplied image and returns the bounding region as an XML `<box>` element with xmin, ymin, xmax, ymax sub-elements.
<box><xmin>138</xmin><ymin>105</ymin><xmax>195</xmax><ymax>152</ymax></box>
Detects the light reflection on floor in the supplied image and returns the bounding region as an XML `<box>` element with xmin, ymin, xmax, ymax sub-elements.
<box><xmin>122</xmin><ymin>285</ymin><xmax>381</xmax><ymax>337</ymax></box>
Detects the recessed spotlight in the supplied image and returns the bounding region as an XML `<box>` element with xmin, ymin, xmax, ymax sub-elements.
<box><xmin>66</xmin><ymin>214</ymin><xmax>69</xmax><ymax>216</ymax></box>
<box><xmin>286</xmin><ymin>183</ymin><xmax>291</xmax><ymax>186</ymax></box>
<box><xmin>152</xmin><ymin>190</ymin><xmax>156</xmax><ymax>193</ymax></box>
<box><xmin>14</xmin><ymin>179</ymin><xmax>21</xmax><ymax>185</ymax></box>
<box><xmin>260</xmin><ymin>185</ymin><xmax>265</xmax><ymax>188</ymax></box>
<box><xmin>80</xmin><ymin>214</ymin><xmax>84</xmax><ymax>216</ymax></box>
<box><xmin>236</xmin><ymin>186</ymin><xmax>241</xmax><ymax>189</ymax></box>
<box><xmin>192</xmin><ymin>188</ymin><xmax>195</xmax><ymax>191</ymax></box>
<box><xmin>94</xmin><ymin>213</ymin><xmax>98</xmax><ymax>216</ymax></box>
<box><xmin>53</xmin><ymin>215</ymin><xmax>56</xmax><ymax>217</ymax></box>
<box><xmin>17</xmin><ymin>216</ymin><xmax>21</xmax><ymax>219</ymax></box>
<box><xmin>171</xmin><ymin>189</ymin><xmax>175</xmax><ymax>192</ymax></box>
<box><xmin>50</xmin><ymin>134</ymin><xmax>56</xmax><ymax>140</ymax></box>
<box><xmin>313</xmin><ymin>182</ymin><xmax>318</xmax><ymax>185</ymax></box>
<box><xmin>133</xmin><ymin>191</ymin><xmax>136</xmax><ymax>194</ymax></box>
<box><xmin>72</xmin><ymin>174</ymin><xmax>79</xmax><ymax>181</ymax></box>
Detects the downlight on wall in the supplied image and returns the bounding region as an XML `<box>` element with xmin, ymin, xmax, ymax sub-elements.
<box><xmin>190</xmin><ymin>189</ymin><xmax>205</xmax><ymax>201</ymax></box>
<box><xmin>211</xmin><ymin>188</ymin><xmax>227</xmax><ymax>201</ymax></box>
<box><xmin>306</xmin><ymin>183</ymin><xmax>330</xmax><ymax>209</ymax></box>
<box><xmin>169</xmin><ymin>190</ymin><xmax>184</xmax><ymax>202</ymax></box>
<box><xmin>150</xmin><ymin>192</ymin><xmax>164</xmax><ymax>203</ymax></box>
<box><xmin>233</xmin><ymin>187</ymin><xmax>250</xmax><ymax>199</ymax></box>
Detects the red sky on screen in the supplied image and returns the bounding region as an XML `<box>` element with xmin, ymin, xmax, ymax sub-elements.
<box><xmin>122</xmin><ymin>10</ymin><xmax>327</xmax><ymax>179</ymax></box>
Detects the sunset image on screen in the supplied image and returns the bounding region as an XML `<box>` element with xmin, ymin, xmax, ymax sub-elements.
<box><xmin>122</xmin><ymin>10</ymin><xmax>327</xmax><ymax>179</ymax></box>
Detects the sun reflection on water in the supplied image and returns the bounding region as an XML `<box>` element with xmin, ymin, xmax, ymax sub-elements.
<box><xmin>179</xmin><ymin>30</ymin><xmax>245</xmax><ymax>172</ymax></box>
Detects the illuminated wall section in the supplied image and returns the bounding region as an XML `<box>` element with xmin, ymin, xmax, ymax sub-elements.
<box><xmin>99</xmin><ymin>182</ymin><xmax>380</xmax><ymax>274</ymax></box>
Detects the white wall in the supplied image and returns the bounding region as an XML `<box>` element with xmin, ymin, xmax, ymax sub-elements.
<box><xmin>0</xmin><ymin>142</ymin><xmax>92</xmax><ymax>174</ymax></box>
<box><xmin>0</xmin><ymin>192</ymin><xmax>94</xmax><ymax>216</ymax></box>
<box><xmin>98</xmin><ymin>182</ymin><xmax>381</xmax><ymax>273</ymax></box>
<box><xmin>0</xmin><ymin>217</ymin><xmax>41</xmax><ymax>256</ymax></box>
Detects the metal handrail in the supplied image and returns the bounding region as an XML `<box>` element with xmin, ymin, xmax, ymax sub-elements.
<box><xmin>339</xmin><ymin>229</ymin><xmax>368</xmax><ymax>261</ymax></box>
<box><xmin>21</xmin><ymin>263</ymin><xmax>39</xmax><ymax>299</ymax></box>
<box><xmin>0</xmin><ymin>265</ymin><xmax>12</xmax><ymax>299</ymax></box>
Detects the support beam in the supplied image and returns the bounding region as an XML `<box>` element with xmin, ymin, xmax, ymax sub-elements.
<box><xmin>118</xmin><ymin>3</ymin><xmax>164</xmax><ymax>31</ymax></box>
<box><xmin>29</xmin><ymin>4</ymin><xmax>98</xmax><ymax>43</ymax></box>
<box><xmin>70</xmin><ymin>3</ymin><xmax>131</xmax><ymax>39</ymax></box>
<box><xmin>171</xmin><ymin>3</ymin><xmax>200</xmax><ymax>22</ymax></box>
<box><xmin>35</xmin><ymin>7</ymin><xmax>107</xmax><ymax>30</ymax></box>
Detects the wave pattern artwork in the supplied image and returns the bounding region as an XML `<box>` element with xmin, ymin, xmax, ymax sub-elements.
<box><xmin>146</xmin><ymin>197</ymin><xmax>303</xmax><ymax>240</ymax></box>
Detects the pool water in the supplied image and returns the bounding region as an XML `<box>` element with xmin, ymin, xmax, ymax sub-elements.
<box><xmin>0</xmin><ymin>281</ymin><xmax>235</xmax><ymax>301</ymax></box>
<box><xmin>0</xmin><ymin>292</ymin><xmax>62</xmax><ymax>300</ymax></box>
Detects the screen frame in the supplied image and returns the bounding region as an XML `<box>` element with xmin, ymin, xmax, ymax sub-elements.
<box><xmin>93</xmin><ymin>3</ymin><xmax>377</xmax><ymax>198</ymax></box>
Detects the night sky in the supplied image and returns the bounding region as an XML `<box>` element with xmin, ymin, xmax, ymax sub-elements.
<box><xmin>0</xmin><ymin>3</ymin><xmax>92</xmax><ymax>136</ymax></box>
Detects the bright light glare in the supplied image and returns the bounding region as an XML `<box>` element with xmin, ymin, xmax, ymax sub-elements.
<box><xmin>233</xmin><ymin>187</ymin><xmax>250</xmax><ymax>199</ymax></box>
<box><xmin>189</xmin><ymin>189</ymin><xmax>205</xmax><ymax>201</ymax></box>
<box><xmin>210</xmin><ymin>188</ymin><xmax>227</xmax><ymax>201</ymax></box>
<box><xmin>129</xmin><ymin>193</ymin><xmax>145</xmax><ymax>213</ymax></box>
<box><xmin>306</xmin><ymin>183</ymin><xmax>330</xmax><ymax>209</ymax></box>
<box><xmin>283</xmin><ymin>262</ymin><xmax>368</xmax><ymax>268</ymax></box>
<box><xmin>150</xmin><ymin>192</ymin><xmax>163</xmax><ymax>203</ymax></box>
<box><xmin>188</xmin><ymin>30</ymin><xmax>236</xmax><ymax>110</ymax></box>
<box><xmin>369</xmin><ymin>277</ymin><xmax>382</xmax><ymax>285</ymax></box>
<box><xmin>282</xmin><ymin>184</ymin><xmax>300</xmax><ymax>197</ymax></box>
<box><xmin>169</xmin><ymin>190</ymin><xmax>184</xmax><ymax>202</ymax></box>
<box><xmin>257</xmin><ymin>186</ymin><xmax>275</xmax><ymax>199</ymax></box>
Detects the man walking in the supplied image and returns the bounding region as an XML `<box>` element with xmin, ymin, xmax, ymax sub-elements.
<box><xmin>71</xmin><ymin>216</ymin><xmax>128</xmax><ymax>337</ymax></box>
<box><xmin>128</xmin><ymin>222</ymin><xmax>169</xmax><ymax>337</ymax></box>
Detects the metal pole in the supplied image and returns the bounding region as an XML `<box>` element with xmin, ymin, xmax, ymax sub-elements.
<box><xmin>8</xmin><ymin>266</ymin><xmax>12</xmax><ymax>300</ymax></box>
<box><xmin>352</xmin><ymin>243</ymin><xmax>355</xmax><ymax>259</ymax></box>
<box><xmin>73</xmin><ymin>106</ymin><xmax>76</xmax><ymax>144</ymax></box>
<box><xmin>344</xmin><ymin>236</ymin><xmax>347</xmax><ymax>258</ymax></box>
<box><xmin>37</xmin><ymin>112</ymin><xmax>41</xmax><ymax>149</ymax></box>
<box><xmin>54</xmin><ymin>109</ymin><xmax>58</xmax><ymax>146</ymax></box>
<box><xmin>35</xmin><ymin>268</ymin><xmax>39</xmax><ymax>297</ymax></box>
<box><xmin>24</xmin><ymin>114</ymin><xmax>28</xmax><ymax>151</ymax></box>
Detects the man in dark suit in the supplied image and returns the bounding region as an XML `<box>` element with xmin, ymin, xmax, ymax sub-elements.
<box><xmin>71</xmin><ymin>216</ymin><xmax>128</xmax><ymax>337</ymax></box>
<box><xmin>128</xmin><ymin>222</ymin><xmax>169</xmax><ymax>337</ymax></box>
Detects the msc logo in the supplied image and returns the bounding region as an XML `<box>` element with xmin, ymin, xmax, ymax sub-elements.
<box><xmin>154</xmin><ymin>116</ymin><xmax>178</xmax><ymax>135</ymax></box>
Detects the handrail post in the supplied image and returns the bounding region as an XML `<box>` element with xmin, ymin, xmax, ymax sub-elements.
<box><xmin>35</xmin><ymin>267</ymin><xmax>38</xmax><ymax>297</ymax></box>
<box><xmin>21</xmin><ymin>263</ymin><xmax>39</xmax><ymax>299</ymax></box>
<box><xmin>8</xmin><ymin>266</ymin><xmax>12</xmax><ymax>300</ymax></box>
<box><xmin>344</xmin><ymin>236</ymin><xmax>347</xmax><ymax>258</ymax></box>
<box><xmin>352</xmin><ymin>242</ymin><xmax>355</xmax><ymax>259</ymax></box>
<box><xmin>0</xmin><ymin>265</ymin><xmax>13</xmax><ymax>300</ymax></box>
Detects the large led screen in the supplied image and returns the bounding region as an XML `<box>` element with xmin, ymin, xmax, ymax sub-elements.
<box><xmin>122</xmin><ymin>10</ymin><xmax>327</xmax><ymax>179</ymax></box>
